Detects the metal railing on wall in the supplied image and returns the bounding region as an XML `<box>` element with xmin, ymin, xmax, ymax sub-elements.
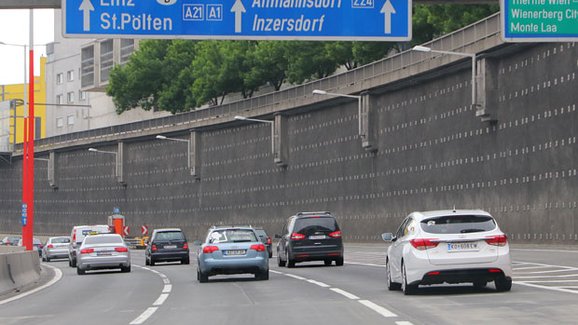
<box><xmin>18</xmin><ymin>13</ymin><xmax>502</xmax><ymax>153</ymax></box>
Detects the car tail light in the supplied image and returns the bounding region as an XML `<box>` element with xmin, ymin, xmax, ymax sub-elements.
<box><xmin>329</xmin><ymin>230</ymin><xmax>342</xmax><ymax>238</ymax></box>
<box><xmin>489</xmin><ymin>268</ymin><xmax>503</xmax><ymax>273</ymax></box>
<box><xmin>409</xmin><ymin>238</ymin><xmax>439</xmax><ymax>250</ymax></box>
<box><xmin>72</xmin><ymin>230</ymin><xmax>76</xmax><ymax>243</ymax></box>
<box><xmin>266</xmin><ymin>237</ymin><xmax>272</xmax><ymax>245</ymax></box>
<box><xmin>47</xmin><ymin>244</ymin><xmax>54</xmax><ymax>249</ymax></box>
<box><xmin>151</xmin><ymin>244</ymin><xmax>157</xmax><ymax>252</ymax></box>
<box><xmin>115</xmin><ymin>247</ymin><xmax>128</xmax><ymax>253</ymax></box>
<box><xmin>80</xmin><ymin>248</ymin><xmax>94</xmax><ymax>254</ymax></box>
<box><xmin>203</xmin><ymin>246</ymin><xmax>219</xmax><ymax>254</ymax></box>
<box><xmin>290</xmin><ymin>233</ymin><xmax>305</xmax><ymax>240</ymax></box>
<box><xmin>250</xmin><ymin>244</ymin><xmax>266</xmax><ymax>252</ymax></box>
<box><xmin>485</xmin><ymin>234</ymin><xmax>508</xmax><ymax>247</ymax></box>
<box><xmin>427</xmin><ymin>271</ymin><xmax>441</xmax><ymax>276</ymax></box>
<box><xmin>183</xmin><ymin>242</ymin><xmax>189</xmax><ymax>250</ymax></box>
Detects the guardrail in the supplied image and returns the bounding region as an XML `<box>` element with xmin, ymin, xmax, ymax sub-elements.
<box><xmin>16</xmin><ymin>12</ymin><xmax>502</xmax><ymax>154</ymax></box>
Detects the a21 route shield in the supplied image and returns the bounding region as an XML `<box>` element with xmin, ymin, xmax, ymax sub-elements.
<box><xmin>63</xmin><ymin>0</ymin><xmax>412</xmax><ymax>41</ymax></box>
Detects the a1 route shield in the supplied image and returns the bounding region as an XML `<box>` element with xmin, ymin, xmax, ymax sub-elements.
<box><xmin>63</xmin><ymin>0</ymin><xmax>411</xmax><ymax>41</ymax></box>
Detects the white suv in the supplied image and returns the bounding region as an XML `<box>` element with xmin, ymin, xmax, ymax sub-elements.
<box><xmin>382</xmin><ymin>209</ymin><xmax>512</xmax><ymax>295</ymax></box>
<box><xmin>68</xmin><ymin>225</ymin><xmax>111</xmax><ymax>267</ymax></box>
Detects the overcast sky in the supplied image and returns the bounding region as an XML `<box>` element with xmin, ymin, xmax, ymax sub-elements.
<box><xmin>0</xmin><ymin>9</ymin><xmax>55</xmax><ymax>85</ymax></box>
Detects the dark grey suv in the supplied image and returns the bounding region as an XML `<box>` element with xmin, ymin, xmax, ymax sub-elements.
<box><xmin>276</xmin><ymin>211</ymin><xmax>343</xmax><ymax>268</ymax></box>
<box><xmin>145</xmin><ymin>228</ymin><xmax>190</xmax><ymax>266</ymax></box>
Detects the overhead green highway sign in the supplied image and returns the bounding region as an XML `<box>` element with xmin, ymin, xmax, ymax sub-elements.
<box><xmin>501</xmin><ymin>0</ymin><xmax>578</xmax><ymax>42</ymax></box>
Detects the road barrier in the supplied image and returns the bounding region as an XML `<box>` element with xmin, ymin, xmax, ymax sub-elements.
<box><xmin>0</xmin><ymin>251</ymin><xmax>41</xmax><ymax>296</ymax></box>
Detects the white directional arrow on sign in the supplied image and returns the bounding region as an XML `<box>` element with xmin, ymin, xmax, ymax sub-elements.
<box><xmin>79</xmin><ymin>0</ymin><xmax>95</xmax><ymax>32</ymax></box>
<box><xmin>380</xmin><ymin>0</ymin><xmax>396</xmax><ymax>35</ymax></box>
<box><xmin>231</xmin><ymin>0</ymin><xmax>246</xmax><ymax>33</ymax></box>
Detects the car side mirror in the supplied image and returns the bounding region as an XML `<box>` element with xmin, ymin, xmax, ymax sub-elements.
<box><xmin>381</xmin><ymin>233</ymin><xmax>395</xmax><ymax>242</ymax></box>
<box><xmin>274</xmin><ymin>234</ymin><xmax>281</xmax><ymax>239</ymax></box>
<box><xmin>193</xmin><ymin>240</ymin><xmax>202</xmax><ymax>246</ymax></box>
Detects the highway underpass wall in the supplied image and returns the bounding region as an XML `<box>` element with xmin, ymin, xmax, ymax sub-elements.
<box><xmin>0</xmin><ymin>36</ymin><xmax>576</xmax><ymax>244</ymax></box>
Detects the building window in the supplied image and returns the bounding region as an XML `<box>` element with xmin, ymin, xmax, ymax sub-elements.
<box><xmin>56</xmin><ymin>73</ymin><xmax>63</xmax><ymax>84</ymax></box>
<box><xmin>67</xmin><ymin>115</ymin><xmax>75</xmax><ymax>126</ymax></box>
<box><xmin>56</xmin><ymin>94</ymin><xmax>63</xmax><ymax>104</ymax></box>
<box><xmin>56</xmin><ymin>117</ymin><xmax>64</xmax><ymax>128</ymax></box>
<box><xmin>67</xmin><ymin>92</ymin><xmax>75</xmax><ymax>103</ymax></box>
<box><xmin>67</xmin><ymin>70</ymin><xmax>74</xmax><ymax>81</ymax></box>
<box><xmin>79</xmin><ymin>90</ymin><xmax>86</xmax><ymax>101</ymax></box>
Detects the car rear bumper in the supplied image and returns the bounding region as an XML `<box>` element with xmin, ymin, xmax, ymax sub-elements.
<box><xmin>151</xmin><ymin>251</ymin><xmax>189</xmax><ymax>262</ymax></box>
<box><xmin>200</xmin><ymin>256</ymin><xmax>268</xmax><ymax>275</ymax></box>
<box><xmin>419</xmin><ymin>268</ymin><xmax>512</xmax><ymax>285</ymax></box>
<box><xmin>78</xmin><ymin>255</ymin><xmax>130</xmax><ymax>270</ymax></box>
<box><xmin>289</xmin><ymin>247</ymin><xmax>343</xmax><ymax>262</ymax></box>
<box><xmin>46</xmin><ymin>249</ymin><xmax>69</xmax><ymax>259</ymax></box>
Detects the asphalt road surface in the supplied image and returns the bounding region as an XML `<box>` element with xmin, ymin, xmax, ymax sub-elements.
<box><xmin>2</xmin><ymin>243</ymin><xmax>578</xmax><ymax>325</ymax></box>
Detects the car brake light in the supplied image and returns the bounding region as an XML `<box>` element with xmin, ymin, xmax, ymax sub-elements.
<box><xmin>489</xmin><ymin>268</ymin><xmax>502</xmax><ymax>273</ymax></box>
<box><xmin>72</xmin><ymin>231</ymin><xmax>76</xmax><ymax>242</ymax></box>
<box><xmin>410</xmin><ymin>238</ymin><xmax>439</xmax><ymax>250</ymax></box>
<box><xmin>250</xmin><ymin>244</ymin><xmax>266</xmax><ymax>252</ymax></box>
<box><xmin>266</xmin><ymin>237</ymin><xmax>272</xmax><ymax>245</ymax></box>
<box><xmin>485</xmin><ymin>234</ymin><xmax>508</xmax><ymax>247</ymax></box>
<box><xmin>290</xmin><ymin>233</ymin><xmax>306</xmax><ymax>240</ymax></box>
<box><xmin>151</xmin><ymin>244</ymin><xmax>157</xmax><ymax>252</ymax></box>
<box><xmin>329</xmin><ymin>230</ymin><xmax>342</xmax><ymax>238</ymax></box>
<box><xmin>115</xmin><ymin>247</ymin><xmax>128</xmax><ymax>253</ymax></box>
<box><xmin>203</xmin><ymin>246</ymin><xmax>219</xmax><ymax>254</ymax></box>
<box><xmin>427</xmin><ymin>271</ymin><xmax>441</xmax><ymax>276</ymax></box>
<box><xmin>80</xmin><ymin>248</ymin><xmax>94</xmax><ymax>254</ymax></box>
<box><xmin>183</xmin><ymin>242</ymin><xmax>189</xmax><ymax>250</ymax></box>
<box><xmin>47</xmin><ymin>244</ymin><xmax>54</xmax><ymax>249</ymax></box>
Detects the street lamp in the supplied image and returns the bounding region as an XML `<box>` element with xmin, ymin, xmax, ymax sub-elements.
<box><xmin>88</xmin><ymin>147</ymin><xmax>116</xmax><ymax>155</ymax></box>
<box><xmin>155</xmin><ymin>135</ymin><xmax>196</xmax><ymax>176</ymax></box>
<box><xmin>88</xmin><ymin>146</ymin><xmax>125</xmax><ymax>184</ymax></box>
<box><xmin>312</xmin><ymin>89</ymin><xmax>365</xmax><ymax>143</ymax></box>
<box><xmin>234</xmin><ymin>115</ymin><xmax>275</xmax><ymax>156</ymax></box>
<box><xmin>412</xmin><ymin>45</ymin><xmax>478</xmax><ymax>111</ymax></box>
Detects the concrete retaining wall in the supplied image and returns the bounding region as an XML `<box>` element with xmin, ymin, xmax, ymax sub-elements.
<box><xmin>0</xmin><ymin>251</ymin><xmax>41</xmax><ymax>296</ymax></box>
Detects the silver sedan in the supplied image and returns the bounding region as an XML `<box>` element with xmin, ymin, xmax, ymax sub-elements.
<box><xmin>42</xmin><ymin>236</ymin><xmax>71</xmax><ymax>262</ymax></box>
<box><xmin>76</xmin><ymin>234</ymin><xmax>131</xmax><ymax>275</ymax></box>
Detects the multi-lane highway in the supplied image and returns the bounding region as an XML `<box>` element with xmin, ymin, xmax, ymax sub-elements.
<box><xmin>2</xmin><ymin>243</ymin><xmax>578</xmax><ymax>325</ymax></box>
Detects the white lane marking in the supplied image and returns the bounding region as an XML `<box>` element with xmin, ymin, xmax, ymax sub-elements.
<box><xmin>162</xmin><ymin>278</ymin><xmax>170</xmax><ymax>284</ymax></box>
<box><xmin>396</xmin><ymin>322</ymin><xmax>415</xmax><ymax>325</ymax></box>
<box><xmin>129</xmin><ymin>307</ymin><xmax>158</xmax><ymax>325</ymax></box>
<box><xmin>515</xmin><ymin>261</ymin><xmax>577</xmax><ymax>270</ymax></box>
<box><xmin>358</xmin><ymin>300</ymin><xmax>397</xmax><ymax>317</ymax></box>
<box><xmin>307</xmin><ymin>279</ymin><xmax>330</xmax><ymax>288</ymax></box>
<box><xmin>512</xmin><ymin>249</ymin><xmax>578</xmax><ymax>254</ymax></box>
<box><xmin>162</xmin><ymin>285</ymin><xmax>172</xmax><ymax>293</ymax></box>
<box><xmin>285</xmin><ymin>274</ymin><xmax>307</xmax><ymax>280</ymax></box>
<box><xmin>346</xmin><ymin>261</ymin><xmax>385</xmax><ymax>268</ymax></box>
<box><xmin>516</xmin><ymin>274</ymin><xmax>578</xmax><ymax>279</ymax></box>
<box><xmin>517</xmin><ymin>268</ymin><xmax>578</xmax><ymax>274</ymax></box>
<box><xmin>518</xmin><ymin>279</ymin><xmax>578</xmax><ymax>283</ymax></box>
<box><xmin>513</xmin><ymin>266</ymin><xmax>556</xmax><ymax>271</ymax></box>
<box><xmin>330</xmin><ymin>288</ymin><xmax>359</xmax><ymax>300</ymax></box>
<box><xmin>514</xmin><ymin>282</ymin><xmax>578</xmax><ymax>294</ymax></box>
<box><xmin>153</xmin><ymin>293</ymin><xmax>169</xmax><ymax>306</ymax></box>
<box><xmin>0</xmin><ymin>264</ymin><xmax>63</xmax><ymax>306</ymax></box>
<box><xmin>270</xmin><ymin>270</ymin><xmax>283</xmax><ymax>274</ymax></box>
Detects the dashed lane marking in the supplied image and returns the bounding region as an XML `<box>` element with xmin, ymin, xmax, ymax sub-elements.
<box><xmin>330</xmin><ymin>288</ymin><xmax>360</xmax><ymax>300</ymax></box>
<box><xmin>129</xmin><ymin>307</ymin><xmax>158</xmax><ymax>325</ymax></box>
<box><xmin>129</xmin><ymin>266</ymin><xmax>171</xmax><ymax>324</ymax></box>
<box><xmin>153</xmin><ymin>293</ymin><xmax>169</xmax><ymax>306</ymax></box>
<box><xmin>358</xmin><ymin>300</ymin><xmax>397</xmax><ymax>317</ymax></box>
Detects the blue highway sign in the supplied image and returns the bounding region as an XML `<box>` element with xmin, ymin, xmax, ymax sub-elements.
<box><xmin>63</xmin><ymin>0</ymin><xmax>412</xmax><ymax>41</ymax></box>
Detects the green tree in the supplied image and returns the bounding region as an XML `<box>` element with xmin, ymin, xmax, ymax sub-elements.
<box><xmin>285</xmin><ymin>41</ymin><xmax>338</xmax><ymax>84</ymax></box>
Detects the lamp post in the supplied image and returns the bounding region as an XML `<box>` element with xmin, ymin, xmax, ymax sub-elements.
<box><xmin>234</xmin><ymin>115</ymin><xmax>275</xmax><ymax>155</ymax></box>
<box><xmin>412</xmin><ymin>45</ymin><xmax>477</xmax><ymax>110</ymax></box>
<box><xmin>312</xmin><ymin>89</ymin><xmax>364</xmax><ymax>140</ymax></box>
<box><xmin>155</xmin><ymin>135</ymin><xmax>195</xmax><ymax>175</ymax></box>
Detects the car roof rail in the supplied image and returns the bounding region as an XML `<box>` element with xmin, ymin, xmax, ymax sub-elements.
<box><xmin>296</xmin><ymin>211</ymin><xmax>331</xmax><ymax>216</ymax></box>
<box><xmin>210</xmin><ymin>225</ymin><xmax>253</xmax><ymax>229</ymax></box>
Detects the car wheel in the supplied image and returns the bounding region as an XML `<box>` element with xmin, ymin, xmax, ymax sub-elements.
<box><xmin>277</xmin><ymin>252</ymin><xmax>286</xmax><ymax>267</ymax></box>
<box><xmin>473</xmin><ymin>280</ymin><xmax>487</xmax><ymax>289</ymax></box>
<box><xmin>76</xmin><ymin>267</ymin><xmax>85</xmax><ymax>275</ymax></box>
<box><xmin>70</xmin><ymin>258</ymin><xmax>77</xmax><ymax>268</ymax></box>
<box><xmin>386</xmin><ymin>259</ymin><xmax>402</xmax><ymax>291</ymax></box>
<box><xmin>182</xmin><ymin>257</ymin><xmax>190</xmax><ymax>265</ymax></box>
<box><xmin>45</xmin><ymin>256</ymin><xmax>50</xmax><ymax>262</ymax></box>
<box><xmin>41</xmin><ymin>254</ymin><xmax>46</xmax><ymax>262</ymax></box>
<box><xmin>145</xmin><ymin>257</ymin><xmax>150</xmax><ymax>266</ymax></box>
<box><xmin>150</xmin><ymin>258</ymin><xmax>156</xmax><ymax>266</ymax></box>
<box><xmin>121</xmin><ymin>265</ymin><xmax>131</xmax><ymax>273</ymax></box>
<box><xmin>198</xmin><ymin>269</ymin><xmax>208</xmax><ymax>283</ymax></box>
<box><xmin>268</xmin><ymin>251</ymin><xmax>273</xmax><ymax>259</ymax></box>
<box><xmin>401</xmin><ymin>262</ymin><xmax>417</xmax><ymax>295</ymax></box>
<box><xmin>335</xmin><ymin>257</ymin><xmax>344</xmax><ymax>266</ymax></box>
<box><xmin>256</xmin><ymin>270</ymin><xmax>269</xmax><ymax>280</ymax></box>
<box><xmin>324</xmin><ymin>260</ymin><xmax>332</xmax><ymax>266</ymax></box>
<box><xmin>287</xmin><ymin>250</ymin><xmax>296</xmax><ymax>268</ymax></box>
<box><xmin>495</xmin><ymin>276</ymin><xmax>512</xmax><ymax>292</ymax></box>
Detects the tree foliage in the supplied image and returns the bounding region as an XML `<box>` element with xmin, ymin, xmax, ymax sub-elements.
<box><xmin>107</xmin><ymin>4</ymin><xmax>499</xmax><ymax>115</ymax></box>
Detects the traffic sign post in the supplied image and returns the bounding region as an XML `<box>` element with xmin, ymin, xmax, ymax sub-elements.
<box><xmin>64</xmin><ymin>0</ymin><xmax>411</xmax><ymax>41</ymax></box>
<box><xmin>501</xmin><ymin>0</ymin><xmax>578</xmax><ymax>42</ymax></box>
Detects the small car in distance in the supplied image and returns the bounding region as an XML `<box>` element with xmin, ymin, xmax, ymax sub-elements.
<box><xmin>42</xmin><ymin>236</ymin><xmax>71</xmax><ymax>262</ymax></box>
<box><xmin>76</xmin><ymin>234</ymin><xmax>131</xmax><ymax>275</ymax></box>
<box><xmin>254</xmin><ymin>227</ymin><xmax>273</xmax><ymax>258</ymax></box>
<box><xmin>1</xmin><ymin>236</ymin><xmax>21</xmax><ymax>246</ymax></box>
<box><xmin>18</xmin><ymin>238</ymin><xmax>43</xmax><ymax>256</ymax></box>
<box><xmin>145</xmin><ymin>228</ymin><xmax>190</xmax><ymax>266</ymax></box>
<box><xmin>197</xmin><ymin>226</ymin><xmax>269</xmax><ymax>282</ymax></box>
<box><xmin>276</xmin><ymin>211</ymin><xmax>344</xmax><ymax>268</ymax></box>
<box><xmin>382</xmin><ymin>209</ymin><xmax>512</xmax><ymax>295</ymax></box>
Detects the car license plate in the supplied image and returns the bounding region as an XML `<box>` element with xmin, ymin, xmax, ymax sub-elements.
<box><xmin>224</xmin><ymin>250</ymin><xmax>246</xmax><ymax>256</ymax></box>
<box><xmin>97</xmin><ymin>251</ymin><xmax>112</xmax><ymax>256</ymax></box>
<box><xmin>164</xmin><ymin>245</ymin><xmax>177</xmax><ymax>249</ymax></box>
<box><xmin>447</xmin><ymin>242</ymin><xmax>479</xmax><ymax>252</ymax></box>
<box><xmin>309</xmin><ymin>235</ymin><xmax>326</xmax><ymax>240</ymax></box>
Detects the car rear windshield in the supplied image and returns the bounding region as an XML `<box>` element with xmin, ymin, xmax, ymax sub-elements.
<box><xmin>294</xmin><ymin>217</ymin><xmax>338</xmax><ymax>235</ymax></box>
<box><xmin>84</xmin><ymin>236</ymin><xmax>123</xmax><ymax>245</ymax></box>
<box><xmin>420</xmin><ymin>215</ymin><xmax>497</xmax><ymax>234</ymax></box>
<box><xmin>208</xmin><ymin>229</ymin><xmax>257</xmax><ymax>244</ymax></box>
<box><xmin>52</xmin><ymin>237</ymin><xmax>70</xmax><ymax>244</ymax></box>
<box><xmin>155</xmin><ymin>231</ymin><xmax>185</xmax><ymax>241</ymax></box>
